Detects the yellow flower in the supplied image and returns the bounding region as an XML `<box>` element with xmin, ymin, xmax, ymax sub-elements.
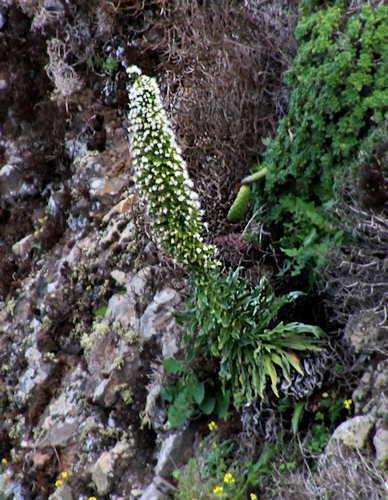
<box><xmin>250</xmin><ymin>494</ymin><xmax>258</xmax><ymax>500</ymax></box>
<box><xmin>1</xmin><ymin>458</ymin><xmax>8</xmax><ymax>466</ymax></box>
<box><xmin>88</xmin><ymin>497</ymin><xmax>97</xmax><ymax>500</ymax></box>
<box><xmin>211</xmin><ymin>442</ymin><xmax>218</xmax><ymax>449</ymax></box>
<box><xmin>213</xmin><ymin>485</ymin><xmax>224</xmax><ymax>496</ymax></box>
<box><xmin>60</xmin><ymin>471</ymin><xmax>69</xmax><ymax>480</ymax></box>
<box><xmin>55</xmin><ymin>480</ymin><xmax>63</xmax><ymax>487</ymax></box>
<box><xmin>322</xmin><ymin>392</ymin><xmax>329</xmax><ymax>398</ymax></box>
<box><xmin>208</xmin><ymin>421</ymin><xmax>218</xmax><ymax>431</ymax></box>
<box><xmin>223</xmin><ymin>472</ymin><xmax>235</xmax><ymax>484</ymax></box>
<box><xmin>344</xmin><ymin>399</ymin><xmax>352</xmax><ymax>410</ymax></box>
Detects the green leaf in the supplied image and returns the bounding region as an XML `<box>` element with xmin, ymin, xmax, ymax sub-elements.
<box><xmin>264</xmin><ymin>355</ymin><xmax>279</xmax><ymax>397</ymax></box>
<box><xmin>284</xmin><ymin>351</ymin><xmax>304</xmax><ymax>376</ymax></box>
<box><xmin>95</xmin><ymin>306</ymin><xmax>107</xmax><ymax>318</ymax></box>
<box><xmin>200</xmin><ymin>395</ymin><xmax>216</xmax><ymax>415</ymax></box>
<box><xmin>215</xmin><ymin>391</ymin><xmax>230</xmax><ymax>419</ymax></box>
<box><xmin>292</xmin><ymin>401</ymin><xmax>305</xmax><ymax>434</ymax></box>
<box><xmin>190</xmin><ymin>382</ymin><xmax>205</xmax><ymax>405</ymax></box>
<box><xmin>160</xmin><ymin>385</ymin><xmax>176</xmax><ymax>403</ymax></box>
<box><xmin>168</xmin><ymin>400</ymin><xmax>192</xmax><ymax>428</ymax></box>
<box><xmin>162</xmin><ymin>358</ymin><xmax>186</xmax><ymax>375</ymax></box>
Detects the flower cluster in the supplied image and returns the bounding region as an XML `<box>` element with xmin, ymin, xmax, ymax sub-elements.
<box><xmin>344</xmin><ymin>399</ymin><xmax>352</xmax><ymax>410</ymax></box>
<box><xmin>223</xmin><ymin>472</ymin><xmax>235</xmax><ymax>484</ymax></box>
<box><xmin>127</xmin><ymin>66</ymin><xmax>219</xmax><ymax>271</ymax></box>
<box><xmin>208</xmin><ymin>421</ymin><xmax>218</xmax><ymax>431</ymax></box>
<box><xmin>54</xmin><ymin>471</ymin><xmax>69</xmax><ymax>488</ymax></box>
<box><xmin>213</xmin><ymin>485</ymin><xmax>225</xmax><ymax>496</ymax></box>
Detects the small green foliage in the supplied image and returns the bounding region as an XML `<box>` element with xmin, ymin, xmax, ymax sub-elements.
<box><xmin>252</xmin><ymin>2</ymin><xmax>388</xmax><ymax>278</ymax></box>
<box><xmin>161</xmin><ymin>358</ymin><xmax>230</xmax><ymax>428</ymax></box>
<box><xmin>89</xmin><ymin>55</ymin><xmax>119</xmax><ymax>74</ymax></box>
<box><xmin>291</xmin><ymin>401</ymin><xmax>305</xmax><ymax>435</ymax></box>
<box><xmin>227</xmin><ymin>185</ymin><xmax>252</xmax><ymax>222</ymax></box>
<box><xmin>94</xmin><ymin>305</ymin><xmax>107</xmax><ymax>318</ymax></box>
<box><xmin>307</xmin><ymin>392</ymin><xmax>353</xmax><ymax>453</ymax></box>
<box><xmin>173</xmin><ymin>430</ymin><xmax>272</xmax><ymax>499</ymax></box>
<box><xmin>181</xmin><ymin>269</ymin><xmax>323</xmax><ymax>407</ymax></box>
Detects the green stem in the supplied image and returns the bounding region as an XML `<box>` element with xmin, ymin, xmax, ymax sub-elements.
<box><xmin>241</xmin><ymin>167</ymin><xmax>268</xmax><ymax>185</ymax></box>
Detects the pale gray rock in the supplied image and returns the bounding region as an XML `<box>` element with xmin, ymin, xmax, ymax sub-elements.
<box><xmin>140</xmin><ymin>288</ymin><xmax>182</xmax><ymax>357</ymax></box>
<box><xmin>140</xmin><ymin>476</ymin><xmax>175</xmax><ymax>500</ymax></box>
<box><xmin>345</xmin><ymin>312</ymin><xmax>386</xmax><ymax>353</ymax></box>
<box><xmin>326</xmin><ymin>415</ymin><xmax>374</xmax><ymax>453</ymax></box>
<box><xmin>154</xmin><ymin>429</ymin><xmax>194</xmax><ymax>477</ymax></box>
<box><xmin>48</xmin><ymin>483</ymin><xmax>73</xmax><ymax>500</ymax></box>
<box><xmin>0</xmin><ymin>471</ymin><xmax>26</xmax><ymax>499</ymax></box>
<box><xmin>140</xmin><ymin>289</ymin><xmax>179</xmax><ymax>340</ymax></box>
<box><xmin>107</xmin><ymin>293</ymin><xmax>138</xmax><ymax>330</ymax></box>
<box><xmin>373</xmin><ymin>427</ymin><xmax>388</xmax><ymax>467</ymax></box>
<box><xmin>16</xmin><ymin>346</ymin><xmax>51</xmax><ymax>405</ymax></box>
<box><xmin>92</xmin><ymin>450</ymin><xmax>114</xmax><ymax>495</ymax></box>
<box><xmin>91</xmin><ymin>440</ymin><xmax>131</xmax><ymax>495</ymax></box>
<box><xmin>12</xmin><ymin>234</ymin><xmax>35</xmax><ymax>257</ymax></box>
<box><xmin>37</xmin><ymin>419</ymin><xmax>81</xmax><ymax>448</ymax></box>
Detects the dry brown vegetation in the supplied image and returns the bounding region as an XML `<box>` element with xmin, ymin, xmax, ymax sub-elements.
<box><xmin>130</xmin><ymin>0</ymin><xmax>299</xmax><ymax>238</ymax></box>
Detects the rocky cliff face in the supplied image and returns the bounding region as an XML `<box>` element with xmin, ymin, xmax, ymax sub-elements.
<box><xmin>0</xmin><ymin>3</ymin><xmax>191</xmax><ymax>497</ymax></box>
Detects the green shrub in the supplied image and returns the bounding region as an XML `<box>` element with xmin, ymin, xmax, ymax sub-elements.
<box><xmin>251</xmin><ymin>2</ymin><xmax>387</xmax><ymax>278</ymax></box>
<box><xmin>126</xmin><ymin>66</ymin><xmax>219</xmax><ymax>271</ymax></box>
<box><xmin>161</xmin><ymin>358</ymin><xmax>230</xmax><ymax>428</ymax></box>
<box><xmin>169</xmin><ymin>269</ymin><xmax>324</xmax><ymax>413</ymax></box>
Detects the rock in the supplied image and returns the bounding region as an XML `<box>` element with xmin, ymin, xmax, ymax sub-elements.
<box><xmin>373</xmin><ymin>427</ymin><xmax>388</xmax><ymax>467</ymax></box>
<box><xmin>91</xmin><ymin>440</ymin><xmax>131</xmax><ymax>495</ymax></box>
<box><xmin>89</xmin><ymin>175</ymin><xmax>127</xmax><ymax>199</ymax></box>
<box><xmin>326</xmin><ymin>415</ymin><xmax>374</xmax><ymax>453</ymax></box>
<box><xmin>91</xmin><ymin>450</ymin><xmax>114</xmax><ymax>495</ymax></box>
<box><xmin>140</xmin><ymin>288</ymin><xmax>182</xmax><ymax>357</ymax></box>
<box><xmin>12</xmin><ymin>234</ymin><xmax>35</xmax><ymax>257</ymax></box>
<box><xmin>48</xmin><ymin>483</ymin><xmax>73</xmax><ymax>500</ymax></box>
<box><xmin>352</xmin><ymin>360</ymin><xmax>388</xmax><ymax>417</ymax></box>
<box><xmin>140</xmin><ymin>476</ymin><xmax>175</xmax><ymax>500</ymax></box>
<box><xmin>0</xmin><ymin>470</ymin><xmax>27</xmax><ymax>499</ymax></box>
<box><xmin>16</xmin><ymin>346</ymin><xmax>52</xmax><ymax>405</ymax></box>
<box><xmin>107</xmin><ymin>294</ymin><xmax>138</xmax><ymax>330</ymax></box>
<box><xmin>36</xmin><ymin>419</ymin><xmax>80</xmax><ymax>448</ymax></box>
<box><xmin>111</xmin><ymin>270</ymin><xmax>128</xmax><ymax>286</ymax></box>
<box><xmin>154</xmin><ymin>429</ymin><xmax>194</xmax><ymax>477</ymax></box>
<box><xmin>345</xmin><ymin>312</ymin><xmax>386</xmax><ymax>353</ymax></box>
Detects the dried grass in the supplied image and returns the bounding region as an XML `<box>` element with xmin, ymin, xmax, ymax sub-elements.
<box><xmin>133</xmin><ymin>0</ymin><xmax>298</xmax><ymax>238</ymax></box>
<box><xmin>261</xmin><ymin>445</ymin><xmax>386</xmax><ymax>500</ymax></box>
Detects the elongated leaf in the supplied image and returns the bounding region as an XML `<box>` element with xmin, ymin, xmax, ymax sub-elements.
<box><xmin>163</xmin><ymin>358</ymin><xmax>186</xmax><ymax>375</ymax></box>
<box><xmin>264</xmin><ymin>355</ymin><xmax>279</xmax><ymax>397</ymax></box>
<box><xmin>292</xmin><ymin>401</ymin><xmax>305</xmax><ymax>435</ymax></box>
<box><xmin>284</xmin><ymin>351</ymin><xmax>304</xmax><ymax>376</ymax></box>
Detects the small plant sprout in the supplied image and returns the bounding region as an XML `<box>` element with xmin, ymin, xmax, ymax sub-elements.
<box><xmin>127</xmin><ymin>65</ymin><xmax>219</xmax><ymax>271</ymax></box>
